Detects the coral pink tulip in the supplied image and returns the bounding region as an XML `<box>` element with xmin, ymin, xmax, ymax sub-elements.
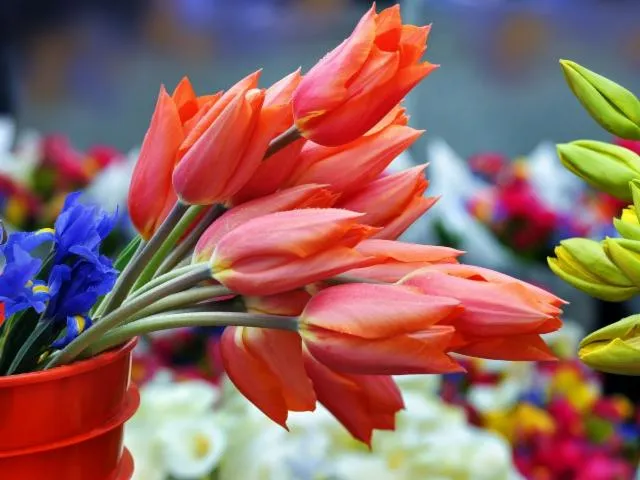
<box><xmin>221</xmin><ymin>327</ymin><xmax>316</xmax><ymax>426</ymax></box>
<box><xmin>337</xmin><ymin>164</ymin><xmax>437</xmax><ymax>239</ymax></box>
<box><xmin>288</xmin><ymin>125</ymin><xmax>422</xmax><ymax>195</ymax></box>
<box><xmin>193</xmin><ymin>184</ymin><xmax>338</xmax><ymax>262</ymax></box>
<box><xmin>346</xmin><ymin>239</ymin><xmax>463</xmax><ymax>282</ymax></box>
<box><xmin>303</xmin><ymin>353</ymin><xmax>404</xmax><ymax>445</ymax></box>
<box><xmin>399</xmin><ymin>267</ymin><xmax>563</xmax><ymax>360</ymax></box>
<box><xmin>293</xmin><ymin>4</ymin><xmax>436</xmax><ymax>146</ymax></box>
<box><xmin>128</xmin><ymin>85</ymin><xmax>184</xmax><ymax>239</ymax></box>
<box><xmin>128</xmin><ymin>72</ymin><xmax>259</xmax><ymax>238</ymax></box>
<box><xmin>209</xmin><ymin>209</ymin><xmax>379</xmax><ymax>295</ymax></box>
<box><xmin>233</xmin><ymin>70</ymin><xmax>306</xmax><ymax>204</ymax></box>
<box><xmin>244</xmin><ymin>290</ymin><xmax>312</xmax><ymax>317</ymax></box>
<box><xmin>300</xmin><ymin>283</ymin><xmax>463</xmax><ymax>375</ymax></box>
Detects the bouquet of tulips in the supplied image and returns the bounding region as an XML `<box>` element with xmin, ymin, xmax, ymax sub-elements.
<box><xmin>546</xmin><ymin>60</ymin><xmax>640</xmax><ymax>376</ymax></box>
<box><xmin>0</xmin><ymin>4</ymin><xmax>566</xmax><ymax>444</ymax></box>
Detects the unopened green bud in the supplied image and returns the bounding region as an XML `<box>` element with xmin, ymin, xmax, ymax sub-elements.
<box><xmin>556</xmin><ymin>140</ymin><xmax>640</xmax><ymax>201</ymax></box>
<box><xmin>560</xmin><ymin>60</ymin><xmax>640</xmax><ymax>140</ymax></box>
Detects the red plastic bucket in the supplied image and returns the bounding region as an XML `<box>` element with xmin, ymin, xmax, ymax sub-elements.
<box><xmin>0</xmin><ymin>340</ymin><xmax>138</xmax><ymax>479</ymax></box>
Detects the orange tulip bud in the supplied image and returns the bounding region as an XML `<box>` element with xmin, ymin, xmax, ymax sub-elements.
<box><xmin>128</xmin><ymin>85</ymin><xmax>185</xmax><ymax>239</ymax></box>
<box><xmin>346</xmin><ymin>239</ymin><xmax>463</xmax><ymax>282</ymax></box>
<box><xmin>128</xmin><ymin>73</ymin><xmax>257</xmax><ymax>238</ymax></box>
<box><xmin>303</xmin><ymin>352</ymin><xmax>404</xmax><ymax>446</ymax></box>
<box><xmin>401</xmin><ymin>268</ymin><xmax>562</xmax><ymax>337</ymax></box>
<box><xmin>337</xmin><ymin>164</ymin><xmax>437</xmax><ymax>239</ymax></box>
<box><xmin>209</xmin><ymin>209</ymin><xmax>379</xmax><ymax>295</ymax></box>
<box><xmin>221</xmin><ymin>327</ymin><xmax>316</xmax><ymax>427</ymax></box>
<box><xmin>232</xmin><ymin>70</ymin><xmax>306</xmax><ymax>204</ymax></box>
<box><xmin>193</xmin><ymin>184</ymin><xmax>338</xmax><ymax>262</ymax></box>
<box><xmin>287</xmin><ymin>125</ymin><xmax>422</xmax><ymax>195</ymax></box>
<box><xmin>293</xmin><ymin>4</ymin><xmax>436</xmax><ymax>146</ymax></box>
<box><xmin>300</xmin><ymin>283</ymin><xmax>463</xmax><ymax>375</ymax></box>
<box><xmin>399</xmin><ymin>267</ymin><xmax>563</xmax><ymax>361</ymax></box>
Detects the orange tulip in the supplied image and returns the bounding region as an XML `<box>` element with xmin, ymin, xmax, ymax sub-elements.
<box><xmin>300</xmin><ymin>283</ymin><xmax>463</xmax><ymax>375</ymax></box>
<box><xmin>303</xmin><ymin>352</ymin><xmax>404</xmax><ymax>445</ymax></box>
<box><xmin>209</xmin><ymin>209</ymin><xmax>379</xmax><ymax>295</ymax></box>
<box><xmin>221</xmin><ymin>326</ymin><xmax>316</xmax><ymax>427</ymax></box>
<box><xmin>128</xmin><ymin>72</ymin><xmax>259</xmax><ymax>238</ymax></box>
<box><xmin>193</xmin><ymin>184</ymin><xmax>338</xmax><ymax>262</ymax></box>
<box><xmin>346</xmin><ymin>239</ymin><xmax>463</xmax><ymax>282</ymax></box>
<box><xmin>232</xmin><ymin>70</ymin><xmax>305</xmax><ymax>204</ymax></box>
<box><xmin>292</xmin><ymin>4</ymin><xmax>436</xmax><ymax>146</ymax></box>
<box><xmin>337</xmin><ymin>164</ymin><xmax>437</xmax><ymax>239</ymax></box>
<box><xmin>287</xmin><ymin>125</ymin><xmax>422</xmax><ymax>195</ymax></box>
<box><xmin>244</xmin><ymin>290</ymin><xmax>312</xmax><ymax>317</ymax></box>
<box><xmin>128</xmin><ymin>85</ymin><xmax>184</xmax><ymax>239</ymax></box>
<box><xmin>399</xmin><ymin>267</ymin><xmax>563</xmax><ymax>360</ymax></box>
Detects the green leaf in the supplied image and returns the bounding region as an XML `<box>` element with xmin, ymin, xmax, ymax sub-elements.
<box><xmin>115</xmin><ymin>235</ymin><xmax>143</xmax><ymax>272</ymax></box>
<box><xmin>6</xmin><ymin>320</ymin><xmax>58</xmax><ymax>375</ymax></box>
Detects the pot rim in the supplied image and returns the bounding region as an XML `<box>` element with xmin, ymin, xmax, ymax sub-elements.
<box><xmin>0</xmin><ymin>338</ymin><xmax>137</xmax><ymax>387</ymax></box>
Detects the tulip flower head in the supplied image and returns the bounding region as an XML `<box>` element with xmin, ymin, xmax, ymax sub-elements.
<box><xmin>293</xmin><ymin>4</ymin><xmax>437</xmax><ymax>146</ymax></box>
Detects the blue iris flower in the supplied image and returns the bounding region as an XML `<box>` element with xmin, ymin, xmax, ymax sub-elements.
<box><xmin>53</xmin><ymin>192</ymin><xmax>116</xmax><ymax>263</ymax></box>
<box><xmin>45</xmin><ymin>257</ymin><xmax>117</xmax><ymax>323</ymax></box>
<box><xmin>0</xmin><ymin>244</ymin><xmax>47</xmax><ymax>316</ymax></box>
<box><xmin>52</xmin><ymin>315</ymin><xmax>93</xmax><ymax>349</ymax></box>
<box><xmin>1</xmin><ymin>229</ymin><xmax>55</xmax><ymax>262</ymax></box>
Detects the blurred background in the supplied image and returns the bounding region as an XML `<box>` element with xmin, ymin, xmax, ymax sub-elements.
<box><xmin>0</xmin><ymin>0</ymin><xmax>638</xmax><ymax>155</ymax></box>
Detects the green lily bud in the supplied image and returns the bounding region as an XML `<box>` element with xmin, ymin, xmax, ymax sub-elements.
<box><xmin>579</xmin><ymin>314</ymin><xmax>640</xmax><ymax>375</ymax></box>
<box><xmin>556</xmin><ymin>140</ymin><xmax>640</xmax><ymax>201</ymax></box>
<box><xmin>603</xmin><ymin>237</ymin><xmax>640</xmax><ymax>288</ymax></box>
<box><xmin>548</xmin><ymin>238</ymin><xmax>638</xmax><ymax>301</ymax></box>
<box><xmin>560</xmin><ymin>60</ymin><xmax>640</xmax><ymax>140</ymax></box>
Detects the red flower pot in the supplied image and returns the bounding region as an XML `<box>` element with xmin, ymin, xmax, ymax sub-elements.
<box><xmin>0</xmin><ymin>339</ymin><xmax>138</xmax><ymax>479</ymax></box>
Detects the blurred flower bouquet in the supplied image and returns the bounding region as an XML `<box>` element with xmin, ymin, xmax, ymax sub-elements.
<box><xmin>126</xmin><ymin>371</ymin><xmax>523</xmax><ymax>480</ymax></box>
<box><xmin>441</xmin><ymin>324</ymin><xmax>640</xmax><ymax>480</ymax></box>
<box><xmin>0</xmin><ymin>6</ymin><xmax>568</xmax><ymax>477</ymax></box>
<box><xmin>0</xmin><ymin>123</ymin><xmax>137</xmax><ymax>252</ymax></box>
<box><xmin>465</xmin><ymin>148</ymin><xmax>624</xmax><ymax>264</ymax></box>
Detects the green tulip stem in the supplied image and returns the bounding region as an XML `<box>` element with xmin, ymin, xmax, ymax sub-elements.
<box><xmin>85</xmin><ymin>312</ymin><xmax>300</xmax><ymax>357</ymax></box>
<box><xmin>129</xmin><ymin>285</ymin><xmax>233</xmax><ymax>321</ymax></box>
<box><xmin>98</xmin><ymin>201</ymin><xmax>189</xmax><ymax>316</ymax></box>
<box><xmin>131</xmin><ymin>204</ymin><xmax>206</xmax><ymax>291</ymax></box>
<box><xmin>264</xmin><ymin>125</ymin><xmax>301</xmax><ymax>159</ymax></box>
<box><xmin>45</xmin><ymin>264</ymin><xmax>212</xmax><ymax>369</ymax></box>
<box><xmin>154</xmin><ymin>204</ymin><xmax>226</xmax><ymax>278</ymax></box>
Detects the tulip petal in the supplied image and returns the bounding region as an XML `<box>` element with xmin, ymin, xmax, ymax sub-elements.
<box><xmin>304</xmin><ymin>324</ymin><xmax>463</xmax><ymax>375</ymax></box>
<box><xmin>355</xmin><ymin>239</ymin><xmax>463</xmax><ymax>263</ymax></box>
<box><xmin>172</xmin><ymin>76</ymin><xmax>199</xmax><ymax>123</ymax></box>
<box><xmin>373</xmin><ymin>195</ymin><xmax>437</xmax><ymax>240</ymax></box>
<box><xmin>453</xmin><ymin>333</ymin><xmax>557</xmax><ymax>361</ymax></box>
<box><xmin>293</xmin><ymin>6</ymin><xmax>376</xmax><ymax>123</ymax></box>
<box><xmin>291</xmin><ymin>125</ymin><xmax>422</xmax><ymax>194</ymax></box>
<box><xmin>128</xmin><ymin>85</ymin><xmax>184</xmax><ymax>239</ymax></box>
<box><xmin>221</xmin><ymin>327</ymin><xmax>315</xmax><ymax>427</ymax></box>
<box><xmin>303</xmin><ymin>283</ymin><xmax>461</xmax><ymax>339</ymax></box>
<box><xmin>194</xmin><ymin>185</ymin><xmax>338</xmax><ymax>261</ymax></box>
<box><xmin>303</xmin><ymin>352</ymin><xmax>403</xmax><ymax>445</ymax></box>
<box><xmin>374</xmin><ymin>4</ymin><xmax>402</xmax><ymax>51</ymax></box>
<box><xmin>215</xmin><ymin>245</ymin><xmax>379</xmax><ymax>296</ymax></box>
<box><xmin>212</xmin><ymin>209</ymin><xmax>369</xmax><ymax>263</ymax></box>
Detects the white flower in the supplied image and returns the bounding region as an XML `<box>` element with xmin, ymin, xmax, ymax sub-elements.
<box><xmin>124</xmin><ymin>425</ymin><xmax>167</xmax><ymax>480</ymax></box>
<box><xmin>137</xmin><ymin>377</ymin><xmax>221</xmax><ymax>421</ymax></box>
<box><xmin>157</xmin><ymin>415</ymin><xmax>226</xmax><ymax>479</ymax></box>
